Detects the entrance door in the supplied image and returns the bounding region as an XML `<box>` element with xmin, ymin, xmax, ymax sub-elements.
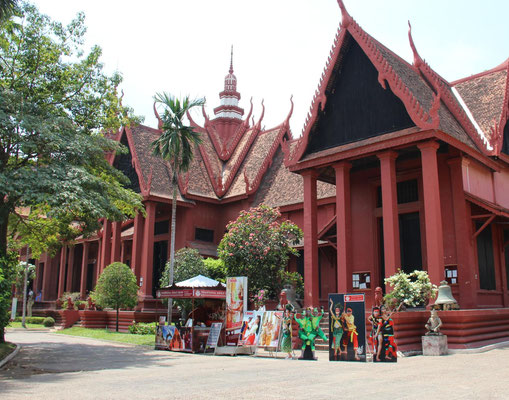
<box><xmin>399</xmin><ymin>212</ymin><xmax>422</xmax><ymax>273</ymax></box>
<box><xmin>152</xmin><ymin>240</ymin><xmax>168</xmax><ymax>297</ymax></box>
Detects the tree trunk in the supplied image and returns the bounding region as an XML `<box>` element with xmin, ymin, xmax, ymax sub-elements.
<box><xmin>0</xmin><ymin>203</ymin><xmax>9</xmax><ymax>258</ymax></box>
<box><xmin>167</xmin><ymin>173</ymin><xmax>178</xmax><ymax>324</ymax></box>
<box><xmin>116</xmin><ymin>307</ymin><xmax>119</xmax><ymax>332</ymax></box>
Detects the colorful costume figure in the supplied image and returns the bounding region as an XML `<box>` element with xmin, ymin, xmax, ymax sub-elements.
<box><xmin>280</xmin><ymin>305</ymin><xmax>294</xmax><ymax>359</ymax></box>
<box><xmin>368</xmin><ymin>307</ymin><xmax>381</xmax><ymax>354</ymax></box>
<box><xmin>329</xmin><ymin>299</ymin><xmax>344</xmax><ymax>360</ymax></box>
<box><xmin>375</xmin><ymin>305</ymin><xmax>397</xmax><ymax>362</ymax></box>
<box><xmin>342</xmin><ymin>307</ymin><xmax>360</xmax><ymax>360</ymax></box>
<box><xmin>311</xmin><ymin>307</ymin><xmax>328</xmax><ymax>342</ymax></box>
<box><xmin>295</xmin><ymin>309</ymin><xmax>316</xmax><ymax>359</ymax></box>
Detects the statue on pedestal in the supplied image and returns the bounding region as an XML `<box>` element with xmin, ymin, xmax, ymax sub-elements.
<box><xmin>425</xmin><ymin>309</ymin><xmax>442</xmax><ymax>335</ymax></box>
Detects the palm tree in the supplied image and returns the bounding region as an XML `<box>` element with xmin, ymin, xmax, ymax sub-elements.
<box><xmin>152</xmin><ymin>93</ymin><xmax>205</xmax><ymax>323</ymax></box>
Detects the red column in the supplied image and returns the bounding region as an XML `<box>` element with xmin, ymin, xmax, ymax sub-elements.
<box><xmin>57</xmin><ymin>245</ymin><xmax>67</xmax><ymax>298</ymax></box>
<box><xmin>139</xmin><ymin>201</ymin><xmax>156</xmax><ymax>299</ymax></box>
<box><xmin>111</xmin><ymin>221</ymin><xmax>122</xmax><ymax>264</ymax></box>
<box><xmin>447</xmin><ymin>157</ymin><xmax>477</xmax><ymax>308</ymax></box>
<box><xmin>41</xmin><ymin>253</ymin><xmax>52</xmax><ymax>301</ymax></box>
<box><xmin>334</xmin><ymin>162</ymin><xmax>352</xmax><ymax>294</ymax></box>
<box><xmin>80</xmin><ymin>242</ymin><xmax>90</xmax><ymax>299</ymax></box>
<box><xmin>95</xmin><ymin>240</ymin><xmax>102</xmax><ymax>282</ymax></box>
<box><xmin>378</xmin><ymin>151</ymin><xmax>401</xmax><ymax>279</ymax></box>
<box><xmin>418</xmin><ymin>141</ymin><xmax>444</xmax><ymax>285</ymax></box>
<box><xmin>302</xmin><ymin>169</ymin><xmax>319</xmax><ymax>307</ymax></box>
<box><xmin>132</xmin><ymin>213</ymin><xmax>145</xmax><ymax>279</ymax></box>
<box><xmin>100</xmin><ymin>219</ymin><xmax>112</xmax><ymax>273</ymax></box>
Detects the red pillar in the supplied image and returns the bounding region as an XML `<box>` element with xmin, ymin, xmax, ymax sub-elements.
<box><xmin>80</xmin><ymin>242</ymin><xmax>90</xmax><ymax>299</ymax></box>
<box><xmin>334</xmin><ymin>162</ymin><xmax>352</xmax><ymax>294</ymax></box>
<box><xmin>100</xmin><ymin>219</ymin><xmax>112</xmax><ymax>273</ymax></box>
<box><xmin>447</xmin><ymin>157</ymin><xmax>477</xmax><ymax>308</ymax></box>
<box><xmin>378</xmin><ymin>151</ymin><xmax>401</xmax><ymax>279</ymax></box>
<box><xmin>132</xmin><ymin>213</ymin><xmax>145</xmax><ymax>279</ymax></box>
<box><xmin>418</xmin><ymin>141</ymin><xmax>444</xmax><ymax>285</ymax></box>
<box><xmin>302</xmin><ymin>169</ymin><xmax>319</xmax><ymax>307</ymax></box>
<box><xmin>95</xmin><ymin>240</ymin><xmax>102</xmax><ymax>283</ymax></box>
<box><xmin>41</xmin><ymin>253</ymin><xmax>51</xmax><ymax>301</ymax></box>
<box><xmin>139</xmin><ymin>201</ymin><xmax>156</xmax><ymax>299</ymax></box>
<box><xmin>111</xmin><ymin>221</ymin><xmax>122</xmax><ymax>264</ymax></box>
<box><xmin>57</xmin><ymin>245</ymin><xmax>67</xmax><ymax>298</ymax></box>
<box><xmin>65</xmin><ymin>246</ymin><xmax>75</xmax><ymax>292</ymax></box>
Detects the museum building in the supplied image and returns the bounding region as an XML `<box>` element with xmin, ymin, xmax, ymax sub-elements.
<box><xmin>28</xmin><ymin>0</ymin><xmax>509</xmax><ymax>333</ymax></box>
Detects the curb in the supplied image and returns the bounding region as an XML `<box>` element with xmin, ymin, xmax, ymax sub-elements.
<box><xmin>0</xmin><ymin>344</ymin><xmax>21</xmax><ymax>369</ymax></box>
<box><xmin>448</xmin><ymin>340</ymin><xmax>509</xmax><ymax>354</ymax></box>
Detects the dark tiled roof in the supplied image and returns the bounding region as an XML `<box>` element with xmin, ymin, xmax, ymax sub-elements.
<box><xmin>453</xmin><ymin>69</ymin><xmax>508</xmax><ymax>140</ymax></box>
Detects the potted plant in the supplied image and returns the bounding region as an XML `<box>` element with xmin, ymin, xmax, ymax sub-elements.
<box><xmin>383</xmin><ymin>269</ymin><xmax>438</xmax><ymax>310</ymax></box>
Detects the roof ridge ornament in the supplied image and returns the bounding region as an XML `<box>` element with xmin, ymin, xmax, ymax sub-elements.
<box><xmin>408</xmin><ymin>21</ymin><xmax>423</xmax><ymax>69</ymax></box>
<box><xmin>230</xmin><ymin>45</ymin><xmax>234</xmax><ymax>74</ymax></box>
<box><xmin>337</xmin><ymin>0</ymin><xmax>352</xmax><ymax>28</ymax></box>
<box><xmin>153</xmin><ymin>101</ymin><xmax>163</xmax><ymax>131</ymax></box>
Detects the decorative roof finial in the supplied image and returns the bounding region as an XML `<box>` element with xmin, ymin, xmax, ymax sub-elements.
<box><xmin>337</xmin><ymin>0</ymin><xmax>352</xmax><ymax>28</ymax></box>
<box><xmin>408</xmin><ymin>21</ymin><xmax>423</xmax><ymax>69</ymax></box>
<box><xmin>229</xmin><ymin>45</ymin><xmax>234</xmax><ymax>74</ymax></box>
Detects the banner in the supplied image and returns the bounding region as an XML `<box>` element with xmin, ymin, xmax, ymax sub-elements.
<box><xmin>257</xmin><ymin>311</ymin><xmax>283</xmax><ymax>348</ymax></box>
<box><xmin>328</xmin><ymin>293</ymin><xmax>366</xmax><ymax>362</ymax></box>
<box><xmin>225</xmin><ymin>277</ymin><xmax>247</xmax><ymax>345</ymax></box>
<box><xmin>238</xmin><ymin>311</ymin><xmax>264</xmax><ymax>346</ymax></box>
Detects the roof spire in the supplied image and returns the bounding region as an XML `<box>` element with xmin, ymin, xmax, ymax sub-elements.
<box><xmin>337</xmin><ymin>0</ymin><xmax>352</xmax><ymax>28</ymax></box>
<box><xmin>229</xmin><ymin>45</ymin><xmax>234</xmax><ymax>74</ymax></box>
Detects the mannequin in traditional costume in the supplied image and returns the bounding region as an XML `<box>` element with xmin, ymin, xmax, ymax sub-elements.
<box><xmin>280</xmin><ymin>304</ymin><xmax>295</xmax><ymax>359</ymax></box>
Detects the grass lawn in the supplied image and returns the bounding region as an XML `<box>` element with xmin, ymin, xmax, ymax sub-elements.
<box><xmin>8</xmin><ymin>322</ymin><xmax>49</xmax><ymax>329</ymax></box>
<box><xmin>0</xmin><ymin>342</ymin><xmax>16</xmax><ymax>361</ymax></box>
<box><xmin>56</xmin><ymin>327</ymin><xmax>155</xmax><ymax>346</ymax></box>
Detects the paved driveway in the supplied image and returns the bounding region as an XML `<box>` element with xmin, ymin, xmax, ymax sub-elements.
<box><xmin>1</xmin><ymin>330</ymin><xmax>508</xmax><ymax>399</ymax></box>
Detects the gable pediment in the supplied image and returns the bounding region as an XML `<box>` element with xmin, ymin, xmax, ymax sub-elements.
<box><xmin>304</xmin><ymin>34</ymin><xmax>415</xmax><ymax>156</ymax></box>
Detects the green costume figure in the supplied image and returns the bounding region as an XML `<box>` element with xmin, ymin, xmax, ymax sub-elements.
<box><xmin>295</xmin><ymin>309</ymin><xmax>314</xmax><ymax>359</ymax></box>
<box><xmin>311</xmin><ymin>307</ymin><xmax>328</xmax><ymax>342</ymax></box>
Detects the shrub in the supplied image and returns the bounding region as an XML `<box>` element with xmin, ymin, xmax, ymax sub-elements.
<box><xmin>14</xmin><ymin>316</ymin><xmax>45</xmax><ymax>324</ymax></box>
<box><xmin>384</xmin><ymin>269</ymin><xmax>438</xmax><ymax>308</ymax></box>
<box><xmin>203</xmin><ymin>258</ymin><xmax>227</xmax><ymax>283</ymax></box>
<box><xmin>128</xmin><ymin>322</ymin><xmax>156</xmax><ymax>335</ymax></box>
<box><xmin>43</xmin><ymin>317</ymin><xmax>55</xmax><ymax>327</ymax></box>
<box><xmin>58</xmin><ymin>292</ymin><xmax>81</xmax><ymax>308</ymax></box>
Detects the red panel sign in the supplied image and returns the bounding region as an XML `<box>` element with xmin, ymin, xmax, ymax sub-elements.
<box><xmin>344</xmin><ymin>294</ymin><xmax>365</xmax><ymax>302</ymax></box>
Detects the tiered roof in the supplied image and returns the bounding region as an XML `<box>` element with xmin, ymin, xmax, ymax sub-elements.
<box><xmin>117</xmin><ymin>54</ymin><xmax>294</xmax><ymax>204</ymax></box>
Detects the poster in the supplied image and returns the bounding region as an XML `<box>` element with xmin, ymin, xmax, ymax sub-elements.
<box><xmin>328</xmin><ymin>293</ymin><xmax>366</xmax><ymax>362</ymax></box>
<box><xmin>155</xmin><ymin>325</ymin><xmax>192</xmax><ymax>352</ymax></box>
<box><xmin>368</xmin><ymin>304</ymin><xmax>398</xmax><ymax>363</ymax></box>
<box><xmin>225</xmin><ymin>277</ymin><xmax>247</xmax><ymax>345</ymax></box>
<box><xmin>238</xmin><ymin>311</ymin><xmax>264</xmax><ymax>346</ymax></box>
<box><xmin>257</xmin><ymin>311</ymin><xmax>283</xmax><ymax>348</ymax></box>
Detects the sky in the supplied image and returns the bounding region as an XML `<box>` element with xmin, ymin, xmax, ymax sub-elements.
<box><xmin>32</xmin><ymin>0</ymin><xmax>509</xmax><ymax>137</ymax></box>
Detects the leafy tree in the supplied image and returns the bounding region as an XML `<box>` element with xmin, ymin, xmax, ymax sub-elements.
<box><xmin>203</xmin><ymin>257</ymin><xmax>227</xmax><ymax>283</ymax></box>
<box><xmin>0</xmin><ymin>3</ymin><xmax>144</xmax><ymax>263</ymax></box>
<box><xmin>218</xmin><ymin>205</ymin><xmax>303</xmax><ymax>299</ymax></box>
<box><xmin>13</xmin><ymin>260</ymin><xmax>35</xmax><ymax>297</ymax></box>
<box><xmin>160</xmin><ymin>248</ymin><xmax>207</xmax><ymax>318</ymax></box>
<box><xmin>0</xmin><ymin>251</ymin><xmax>17</xmax><ymax>343</ymax></box>
<box><xmin>151</xmin><ymin>93</ymin><xmax>204</xmax><ymax>322</ymax></box>
<box><xmin>94</xmin><ymin>262</ymin><xmax>138</xmax><ymax>332</ymax></box>
<box><xmin>0</xmin><ymin>0</ymin><xmax>17</xmax><ymax>22</ymax></box>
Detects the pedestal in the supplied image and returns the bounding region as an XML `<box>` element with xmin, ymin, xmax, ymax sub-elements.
<box><xmin>422</xmin><ymin>335</ymin><xmax>448</xmax><ymax>356</ymax></box>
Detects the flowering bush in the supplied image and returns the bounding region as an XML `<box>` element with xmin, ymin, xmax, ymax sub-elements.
<box><xmin>383</xmin><ymin>269</ymin><xmax>438</xmax><ymax>308</ymax></box>
<box><xmin>252</xmin><ymin>289</ymin><xmax>269</xmax><ymax>310</ymax></box>
<box><xmin>218</xmin><ymin>205</ymin><xmax>303</xmax><ymax>299</ymax></box>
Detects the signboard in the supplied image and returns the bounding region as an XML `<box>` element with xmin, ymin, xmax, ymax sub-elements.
<box><xmin>225</xmin><ymin>277</ymin><xmax>247</xmax><ymax>346</ymax></box>
<box><xmin>155</xmin><ymin>325</ymin><xmax>192</xmax><ymax>352</ymax></box>
<box><xmin>328</xmin><ymin>293</ymin><xmax>366</xmax><ymax>362</ymax></box>
<box><xmin>205</xmin><ymin>322</ymin><xmax>222</xmax><ymax>352</ymax></box>
<box><xmin>257</xmin><ymin>311</ymin><xmax>283</xmax><ymax>348</ymax></box>
<box><xmin>238</xmin><ymin>311</ymin><xmax>264</xmax><ymax>346</ymax></box>
<box><xmin>156</xmin><ymin>288</ymin><xmax>226</xmax><ymax>299</ymax></box>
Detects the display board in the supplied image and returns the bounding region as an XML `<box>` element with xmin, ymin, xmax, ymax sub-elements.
<box><xmin>205</xmin><ymin>322</ymin><xmax>222</xmax><ymax>352</ymax></box>
<box><xmin>238</xmin><ymin>311</ymin><xmax>264</xmax><ymax>346</ymax></box>
<box><xmin>328</xmin><ymin>293</ymin><xmax>366</xmax><ymax>362</ymax></box>
<box><xmin>257</xmin><ymin>311</ymin><xmax>283</xmax><ymax>348</ymax></box>
<box><xmin>155</xmin><ymin>325</ymin><xmax>192</xmax><ymax>352</ymax></box>
<box><xmin>225</xmin><ymin>277</ymin><xmax>248</xmax><ymax>346</ymax></box>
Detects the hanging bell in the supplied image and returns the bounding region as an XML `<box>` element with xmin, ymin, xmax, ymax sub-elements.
<box><xmin>434</xmin><ymin>280</ymin><xmax>458</xmax><ymax>309</ymax></box>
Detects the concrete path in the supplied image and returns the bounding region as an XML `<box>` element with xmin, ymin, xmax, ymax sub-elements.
<box><xmin>1</xmin><ymin>330</ymin><xmax>508</xmax><ymax>399</ymax></box>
